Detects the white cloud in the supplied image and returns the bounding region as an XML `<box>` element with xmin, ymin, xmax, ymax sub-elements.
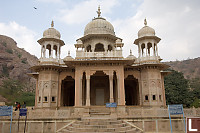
<box><xmin>0</xmin><ymin>21</ymin><xmax>40</xmax><ymax>58</ymax></box>
<box><xmin>57</xmin><ymin>0</ymin><xmax>119</xmax><ymax>24</ymax></box>
<box><xmin>36</xmin><ymin>0</ymin><xmax>64</xmax><ymax>4</ymax></box>
<box><xmin>112</xmin><ymin>0</ymin><xmax>200</xmax><ymax>61</ymax></box>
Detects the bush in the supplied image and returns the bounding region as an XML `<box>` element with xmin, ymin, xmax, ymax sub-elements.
<box><xmin>21</xmin><ymin>58</ymin><xmax>27</xmax><ymax>64</ymax></box>
<box><xmin>6</xmin><ymin>49</ymin><xmax>13</xmax><ymax>54</ymax></box>
<box><xmin>2</xmin><ymin>65</ymin><xmax>9</xmax><ymax>77</ymax></box>
<box><xmin>2</xmin><ymin>42</ymin><xmax>7</xmax><ymax>47</ymax></box>
<box><xmin>0</xmin><ymin>79</ymin><xmax>35</xmax><ymax>106</ymax></box>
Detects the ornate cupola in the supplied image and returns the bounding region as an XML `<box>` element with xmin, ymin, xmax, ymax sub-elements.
<box><xmin>134</xmin><ymin>19</ymin><xmax>161</xmax><ymax>63</ymax></box>
<box><xmin>74</xmin><ymin>6</ymin><xmax>124</xmax><ymax>59</ymax></box>
<box><xmin>37</xmin><ymin>21</ymin><xmax>65</xmax><ymax>65</ymax></box>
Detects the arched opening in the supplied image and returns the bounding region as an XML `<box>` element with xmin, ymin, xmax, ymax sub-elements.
<box><xmin>53</xmin><ymin>45</ymin><xmax>57</xmax><ymax>58</ymax></box>
<box><xmin>82</xmin><ymin>72</ymin><xmax>86</xmax><ymax>106</ymax></box>
<box><xmin>46</xmin><ymin>44</ymin><xmax>51</xmax><ymax>58</ymax></box>
<box><xmin>147</xmin><ymin>42</ymin><xmax>153</xmax><ymax>56</ymax></box>
<box><xmin>108</xmin><ymin>45</ymin><xmax>112</xmax><ymax>51</ymax></box>
<box><xmin>61</xmin><ymin>76</ymin><xmax>75</xmax><ymax>106</ymax></box>
<box><xmin>124</xmin><ymin>75</ymin><xmax>139</xmax><ymax>105</ymax></box>
<box><xmin>90</xmin><ymin>71</ymin><xmax>109</xmax><ymax>105</ymax></box>
<box><xmin>86</xmin><ymin>45</ymin><xmax>91</xmax><ymax>52</ymax></box>
<box><xmin>113</xmin><ymin>71</ymin><xmax>118</xmax><ymax>103</ymax></box>
<box><xmin>141</xmin><ymin>43</ymin><xmax>145</xmax><ymax>57</ymax></box>
<box><xmin>94</xmin><ymin>43</ymin><xmax>105</xmax><ymax>52</ymax></box>
<box><xmin>42</xmin><ymin>45</ymin><xmax>45</xmax><ymax>58</ymax></box>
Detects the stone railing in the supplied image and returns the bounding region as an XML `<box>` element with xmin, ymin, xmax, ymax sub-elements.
<box><xmin>76</xmin><ymin>50</ymin><xmax>123</xmax><ymax>58</ymax></box>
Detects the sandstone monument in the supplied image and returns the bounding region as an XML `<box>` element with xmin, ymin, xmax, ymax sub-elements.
<box><xmin>30</xmin><ymin>6</ymin><xmax>168</xmax><ymax>110</ymax></box>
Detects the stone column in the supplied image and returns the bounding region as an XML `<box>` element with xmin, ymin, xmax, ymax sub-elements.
<box><xmin>75</xmin><ymin>70</ymin><xmax>80</xmax><ymax>106</ymax></box>
<box><xmin>57</xmin><ymin>46</ymin><xmax>59</xmax><ymax>59</ymax></box>
<box><xmin>156</xmin><ymin>43</ymin><xmax>158</xmax><ymax>56</ymax></box>
<box><xmin>109</xmin><ymin>71</ymin><xmax>114</xmax><ymax>103</ymax></box>
<box><xmin>138</xmin><ymin>43</ymin><xmax>141</xmax><ymax>58</ymax></box>
<box><xmin>41</xmin><ymin>45</ymin><xmax>43</xmax><ymax>58</ymax></box>
<box><xmin>79</xmin><ymin>77</ymin><xmax>82</xmax><ymax>106</ymax></box>
<box><xmin>44</xmin><ymin>44</ymin><xmax>47</xmax><ymax>58</ymax></box>
<box><xmin>117</xmin><ymin>77</ymin><xmax>120</xmax><ymax>104</ymax></box>
<box><xmin>86</xmin><ymin>74</ymin><xmax>90</xmax><ymax>106</ymax></box>
<box><xmin>145</xmin><ymin>43</ymin><xmax>148</xmax><ymax>57</ymax></box>
<box><xmin>117</xmin><ymin>68</ymin><xmax>125</xmax><ymax>105</ymax></box>
<box><xmin>152</xmin><ymin>43</ymin><xmax>155</xmax><ymax>56</ymax></box>
<box><xmin>51</xmin><ymin>44</ymin><xmax>53</xmax><ymax>58</ymax></box>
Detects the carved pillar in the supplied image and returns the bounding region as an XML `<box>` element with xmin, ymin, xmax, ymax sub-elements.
<box><xmin>109</xmin><ymin>71</ymin><xmax>114</xmax><ymax>103</ymax></box>
<box><xmin>51</xmin><ymin>44</ymin><xmax>53</xmax><ymax>58</ymax></box>
<box><xmin>79</xmin><ymin>76</ymin><xmax>82</xmax><ymax>106</ymax></box>
<box><xmin>44</xmin><ymin>44</ymin><xmax>47</xmax><ymax>58</ymax></box>
<box><xmin>75</xmin><ymin>70</ymin><xmax>80</xmax><ymax>106</ymax></box>
<box><xmin>117</xmin><ymin>69</ymin><xmax>125</xmax><ymax>105</ymax></box>
<box><xmin>145</xmin><ymin>43</ymin><xmax>148</xmax><ymax>57</ymax></box>
<box><xmin>152</xmin><ymin>43</ymin><xmax>155</xmax><ymax>56</ymax></box>
<box><xmin>41</xmin><ymin>45</ymin><xmax>43</xmax><ymax>58</ymax></box>
<box><xmin>86</xmin><ymin>74</ymin><xmax>90</xmax><ymax>106</ymax></box>
<box><xmin>117</xmin><ymin>77</ymin><xmax>120</xmax><ymax>104</ymax></box>
<box><xmin>138</xmin><ymin>43</ymin><xmax>141</xmax><ymax>58</ymax></box>
<box><xmin>156</xmin><ymin>43</ymin><xmax>158</xmax><ymax>56</ymax></box>
<box><xmin>57</xmin><ymin>46</ymin><xmax>59</xmax><ymax>59</ymax></box>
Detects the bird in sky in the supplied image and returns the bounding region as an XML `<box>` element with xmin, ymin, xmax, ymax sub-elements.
<box><xmin>34</xmin><ymin>7</ymin><xmax>37</xmax><ymax>9</ymax></box>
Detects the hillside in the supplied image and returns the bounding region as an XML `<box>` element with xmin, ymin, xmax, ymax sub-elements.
<box><xmin>0</xmin><ymin>35</ymin><xmax>38</xmax><ymax>102</ymax></box>
<box><xmin>166</xmin><ymin>57</ymin><xmax>200</xmax><ymax>79</ymax></box>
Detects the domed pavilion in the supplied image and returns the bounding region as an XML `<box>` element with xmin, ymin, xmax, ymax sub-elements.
<box><xmin>30</xmin><ymin>7</ymin><xmax>169</xmax><ymax>110</ymax></box>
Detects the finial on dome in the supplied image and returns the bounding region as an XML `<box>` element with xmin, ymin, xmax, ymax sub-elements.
<box><xmin>144</xmin><ymin>18</ymin><xmax>147</xmax><ymax>26</ymax></box>
<box><xmin>97</xmin><ymin>5</ymin><xmax>101</xmax><ymax>17</ymax></box>
<box><xmin>68</xmin><ymin>51</ymin><xmax>70</xmax><ymax>56</ymax></box>
<box><xmin>51</xmin><ymin>20</ymin><xmax>54</xmax><ymax>27</ymax></box>
<box><xmin>130</xmin><ymin>49</ymin><xmax>132</xmax><ymax>55</ymax></box>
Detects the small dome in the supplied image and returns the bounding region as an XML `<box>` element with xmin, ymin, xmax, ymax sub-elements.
<box><xmin>138</xmin><ymin>26</ymin><xmax>155</xmax><ymax>38</ymax></box>
<box><xmin>138</xmin><ymin>18</ymin><xmax>155</xmax><ymax>38</ymax></box>
<box><xmin>84</xmin><ymin>17</ymin><xmax>115</xmax><ymax>36</ymax></box>
<box><xmin>43</xmin><ymin>21</ymin><xmax>61</xmax><ymax>39</ymax></box>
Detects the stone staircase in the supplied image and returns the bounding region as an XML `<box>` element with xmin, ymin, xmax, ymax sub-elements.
<box><xmin>89</xmin><ymin>107</ymin><xmax>111</xmax><ymax>117</ymax></box>
<box><xmin>57</xmin><ymin>118</ymin><xmax>143</xmax><ymax>133</ymax></box>
<box><xmin>57</xmin><ymin>107</ymin><xmax>144</xmax><ymax>133</ymax></box>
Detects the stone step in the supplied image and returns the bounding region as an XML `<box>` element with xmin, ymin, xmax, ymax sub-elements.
<box><xmin>75</xmin><ymin>120</ymin><xmax>121</xmax><ymax>125</ymax></box>
<box><xmin>72</xmin><ymin>122</ymin><xmax>127</xmax><ymax>128</ymax></box>
<box><xmin>64</xmin><ymin>126</ymin><xmax>117</xmax><ymax>132</ymax></box>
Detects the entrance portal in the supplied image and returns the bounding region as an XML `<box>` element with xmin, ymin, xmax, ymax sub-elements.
<box><xmin>90</xmin><ymin>71</ymin><xmax>109</xmax><ymax>105</ymax></box>
<box><xmin>61</xmin><ymin>76</ymin><xmax>75</xmax><ymax>106</ymax></box>
<box><xmin>96</xmin><ymin>89</ymin><xmax>104</xmax><ymax>105</ymax></box>
<box><xmin>124</xmin><ymin>75</ymin><xmax>139</xmax><ymax>105</ymax></box>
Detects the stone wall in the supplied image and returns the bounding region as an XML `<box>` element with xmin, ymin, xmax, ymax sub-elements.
<box><xmin>0</xmin><ymin>107</ymin><xmax>199</xmax><ymax>133</ymax></box>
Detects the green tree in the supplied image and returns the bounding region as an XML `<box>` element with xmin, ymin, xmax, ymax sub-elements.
<box><xmin>164</xmin><ymin>69</ymin><xmax>194</xmax><ymax>107</ymax></box>
<box><xmin>0</xmin><ymin>79</ymin><xmax>35</xmax><ymax>106</ymax></box>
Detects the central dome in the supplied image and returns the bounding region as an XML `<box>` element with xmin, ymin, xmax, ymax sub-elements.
<box><xmin>84</xmin><ymin>17</ymin><xmax>115</xmax><ymax>36</ymax></box>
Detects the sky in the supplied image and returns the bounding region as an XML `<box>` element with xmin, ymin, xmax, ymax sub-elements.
<box><xmin>0</xmin><ymin>0</ymin><xmax>200</xmax><ymax>61</ymax></box>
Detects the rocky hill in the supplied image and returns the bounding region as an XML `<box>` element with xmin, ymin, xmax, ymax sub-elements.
<box><xmin>166</xmin><ymin>57</ymin><xmax>200</xmax><ymax>79</ymax></box>
<box><xmin>0</xmin><ymin>35</ymin><xmax>38</xmax><ymax>97</ymax></box>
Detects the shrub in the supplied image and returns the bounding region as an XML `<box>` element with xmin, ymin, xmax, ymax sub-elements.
<box><xmin>6</xmin><ymin>49</ymin><xmax>13</xmax><ymax>54</ymax></box>
<box><xmin>2</xmin><ymin>42</ymin><xmax>7</xmax><ymax>47</ymax></box>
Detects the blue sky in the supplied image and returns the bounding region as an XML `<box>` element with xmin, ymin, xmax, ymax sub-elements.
<box><xmin>0</xmin><ymin>0</ymin><xmax>200</xmax><ymax>61</ymax></box>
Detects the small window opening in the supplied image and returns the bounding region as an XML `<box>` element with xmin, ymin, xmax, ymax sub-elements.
<box><xmin>44</xmin><ymin>96</ymin><xmax>48</xmax><ymax>102</ymax></box>
<box><xmin>52</xmin><ymin>97</ymin><xmax>55</xmax><ymax>102</ymax></box>
<box><xmin>145</xmin><ymin>95</ymin><xmax>148</xmax><ymax>101</ymax></box>
<box><xmin>39</xmin><ymin>97</ymin><xmax>41</xmax><ymax>102</ymax></box>
<box><xmin>153</xmin><ymin>95</ymin><xmax>156</xmax><ymax>100</ymax></box>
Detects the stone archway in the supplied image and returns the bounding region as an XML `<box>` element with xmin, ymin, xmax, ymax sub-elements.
<box><xmin>124</xmin><ymin>75</ymin><xmax>139</xmax><ymax>105</ymax></box>
<box><xmin>90</xmin><ymin>71</ymin><xmax>109</xmax><ymax>105</ymax></box>
<box><xmin>61</xmin><ymin>76</ymin><xmax>75</xmax><ymax>106</ymax></box>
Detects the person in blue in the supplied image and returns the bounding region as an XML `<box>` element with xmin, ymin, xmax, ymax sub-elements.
<box><xmin>22</xmin><ymin>101</ymin><xmax>26</xmax><ymax>108</ymax></box>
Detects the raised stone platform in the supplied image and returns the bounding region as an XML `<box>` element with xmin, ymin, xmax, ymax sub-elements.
<box><xmin>0</xmin><ymin>106</ymin><xmax>199</xmax><ymax>133</ymax></box>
